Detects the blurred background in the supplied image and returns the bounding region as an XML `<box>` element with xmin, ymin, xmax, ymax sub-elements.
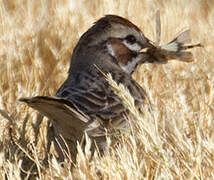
<box><xmin>0</xmin><ymin>0</ymin><xmax>214</xmax><ymax>179</ymax></box>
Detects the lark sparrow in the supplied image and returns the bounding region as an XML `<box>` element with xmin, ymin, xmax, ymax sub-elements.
<box><xmin>20</xmin><ymin>15</ymin><xmax>199</xmax><ymax>162</ymax></box>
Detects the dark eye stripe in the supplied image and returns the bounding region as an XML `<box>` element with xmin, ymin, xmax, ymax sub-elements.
<box><xmin>125</xmin><ymin>35</ymin><xmax>136</xmax><ymax>44</ymax></box>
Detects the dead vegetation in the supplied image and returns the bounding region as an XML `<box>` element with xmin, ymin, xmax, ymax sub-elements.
<box><xmin>0</xmin><ymin>0</ymin><xmax>214</xmax><ymax>179</ymax></box>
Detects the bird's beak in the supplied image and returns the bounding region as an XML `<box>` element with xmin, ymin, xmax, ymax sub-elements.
<box><xmin>140</xmin><ymin>36</ymin><xmax>156</xmax><ymax>50</ymax></box>
<box><xmin>139</xmin><ymin>38</ymin><xmax>156</xmax><ymax>49</ymax></box>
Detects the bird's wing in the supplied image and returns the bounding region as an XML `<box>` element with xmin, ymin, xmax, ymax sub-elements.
<box><xmin>56</xmin><ymin>72</ymin><xmax>145</xmax><ymax>135</ymax></box>
<box><xmin>19</xmin><ymin>96</ymin><xmax>102</xmax><ymax>138</ymax></box>
<box><xmin>20</xmin><ymin>73</ymin><xmax>145</xmax><ymax>139</ymax></box>
<box><xmin>56</xmin><ymin>84</ymin><xmax>128</xmax><ymax>134</ymax></box>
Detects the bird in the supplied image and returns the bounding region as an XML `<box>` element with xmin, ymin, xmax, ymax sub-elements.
<box><xmin>19</xmin><ymin>14</ymin><xmax>199</xmax><ymax>162</ymax></box>
<box><xmin>19</xmin><ymin>15</ymin><xmax>154</xmax><ymax>161</ymax></box>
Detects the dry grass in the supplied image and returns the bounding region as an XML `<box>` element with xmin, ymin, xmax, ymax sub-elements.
<box><xmin>0</xmin><ymin>0</ymin><xmax>214</xmax><ymax>179</ymax></box>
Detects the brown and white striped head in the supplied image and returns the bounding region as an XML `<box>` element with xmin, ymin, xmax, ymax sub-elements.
<box><xmin>70</xmin><ymin>15</ymin><xmax>154</xmax><ymax>74</ymax></box>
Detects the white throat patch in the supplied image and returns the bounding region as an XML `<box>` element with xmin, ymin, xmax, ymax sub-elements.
<box><xmin>120</xmin><ymin>55</ymin><xmax>142</xmax><ymax>74</ymax></box>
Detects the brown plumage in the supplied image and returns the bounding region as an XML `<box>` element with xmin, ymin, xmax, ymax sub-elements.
<box><xmin>19</xmin><ymin>14</ymin><xmax>200</xmax><ymax>162</ymax></box>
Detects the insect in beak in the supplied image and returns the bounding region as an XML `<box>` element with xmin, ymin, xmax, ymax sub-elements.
<box><xmin>138</xmin><ymin>10</ymin><xmax>202</xmax><ymax>64</ymax></box>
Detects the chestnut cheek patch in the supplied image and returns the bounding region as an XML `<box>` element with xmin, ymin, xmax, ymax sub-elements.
<box><xmin>107</xmin><ymin>38</ymin><xmax>132</xmax><ymax>66</ymax></box>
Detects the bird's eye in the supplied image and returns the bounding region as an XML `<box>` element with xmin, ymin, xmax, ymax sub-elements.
<box><xmin>125</xmin><ymin>35</ymin><xmax>136</xmax><ymax>44</ymax></box>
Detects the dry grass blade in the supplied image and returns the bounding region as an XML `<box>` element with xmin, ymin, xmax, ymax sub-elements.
<box><xmin>0</xmin><ymin>109</ymin><xmax>14</xmax><ymax>124</ymax></box>
<box><xmin>0</xmin><ymin>0</ymin><xmax>213</xmax><ymax>179</ymax></box>
<box><xmin>155</xmin><ymin>10</ymin><xmax>161</xmax><ymax>45</ymax></box>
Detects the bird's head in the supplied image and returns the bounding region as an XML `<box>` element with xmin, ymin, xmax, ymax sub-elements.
<box><xmin>70</xmin><ymin>15</ymin><xmax>154</xmax><ymax>74</ymax></box>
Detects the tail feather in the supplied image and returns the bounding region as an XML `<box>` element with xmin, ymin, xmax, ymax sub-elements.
<box><xmin>19</xmin><ymin>96</ymin><xmax>103</xmax><ymax>138</ymax></box>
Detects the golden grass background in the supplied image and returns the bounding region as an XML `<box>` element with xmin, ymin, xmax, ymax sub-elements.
<box><xmin>0</xmin><ymin>0</ymin><xmax>214</xmax><ymax>179</ymax></box>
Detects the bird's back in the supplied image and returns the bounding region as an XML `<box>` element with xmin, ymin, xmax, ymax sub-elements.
<box><xmin>56</xmin><ymin>68</ymin><xmax>146</xmax><ymax>134</ymax></box>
